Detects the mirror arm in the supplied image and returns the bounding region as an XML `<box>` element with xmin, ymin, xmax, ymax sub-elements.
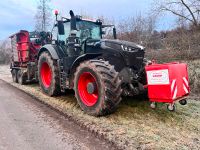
<box><xmin>113</xmin><ymin>27</ymin><xmax>117</xmax><ymax>39</ymax></box>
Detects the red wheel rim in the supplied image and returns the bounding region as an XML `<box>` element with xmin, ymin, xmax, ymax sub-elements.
<box><xmin>40</xmin><ymin>62</ymin><xmax>52</xmax><ymax>88</ymax></box>
<box><xmin>78</xmin><ymin>72</ymin><xmax>98</xmax><ymax>107</ymax></box>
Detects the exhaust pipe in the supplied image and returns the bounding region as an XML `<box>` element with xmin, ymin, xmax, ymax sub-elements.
<box><xmin>68</xmin><ymin>10</ymin><xmax>79</xmax><ymax>57</ymax></box>
<box><xmin>69</xmin><ymin>10</ymin><xmax>77</xmax><ymax>31</ymax></box>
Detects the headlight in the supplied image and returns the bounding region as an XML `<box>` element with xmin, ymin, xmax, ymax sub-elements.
<box><xmin>121</xmin><ymin>45</ymin><xmax>135</xmax><ymax>52</ymax></box>
<box><xmin>121</xmin><ymin>45</ymin><xmax>127</xmax><ymax>51</ymax></box>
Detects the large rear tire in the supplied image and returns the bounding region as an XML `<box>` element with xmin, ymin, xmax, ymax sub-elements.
<box><xmin>38</xmin><ymin>52</ymin><xmax>61</xmax><ymax>96</ymax></box>
<box><xmin>74</xmin><ymin>60</ymin><xmax>122</xmax><ymax>116</ymax></box>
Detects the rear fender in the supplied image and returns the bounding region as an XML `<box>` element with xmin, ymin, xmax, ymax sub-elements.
<box><xmin>37</xmin><ymin>44</ymin><xmax>59</xmax><ymax>60</ymax></box>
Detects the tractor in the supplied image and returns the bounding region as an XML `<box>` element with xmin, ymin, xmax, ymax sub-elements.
<box><xmin>10</xmin><ymin>30</ymin><xmax>51</xmax><ymax>84</ymax></box>
<box><xmin>37</xmin><ymin>10</ymin><xmax>148</xmax><ymax>116</ymax></box>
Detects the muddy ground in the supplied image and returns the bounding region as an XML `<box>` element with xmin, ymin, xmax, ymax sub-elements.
<box><xmin>0</xmin><ymin>64</ymin><xmax>199</xmax><ymax>150</ymax></box>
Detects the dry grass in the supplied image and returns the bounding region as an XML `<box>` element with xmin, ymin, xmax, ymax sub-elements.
<box><xmin>187</xmin><ymin>60</ymin><xmax>200</xmax><ymax>95</ymax></box>
<box><xmin>0</xmin><ymin>65</ymin><xmax>200</xmax><ymax>150</ymax></box>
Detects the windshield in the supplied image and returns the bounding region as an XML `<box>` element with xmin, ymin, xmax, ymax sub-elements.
<box><xmin>57</xmin><ymin>20</ymin><xmax>101</xmax><ymax>43</ymax></box>
<box><xmin>76</xmin><ymin>21</ymin><xmax>101</xmax><ymax>41</ymax></box>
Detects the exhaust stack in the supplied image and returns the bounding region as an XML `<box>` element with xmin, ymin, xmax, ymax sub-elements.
<box><xmin>68</xmin><ymin>10</ymin><xmax>79</xmax><ymax>57</ymax></box>
<box><xmin>69</xmin><ymin>10</ymin><xmax>77</xmax><ymax>31</ymax></box>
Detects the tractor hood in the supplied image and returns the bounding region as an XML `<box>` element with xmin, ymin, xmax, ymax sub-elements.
<box><xmin>100</xmin><ymin>39</ymin><xmax>145</xmax><ymax>52</ymax></box>
<box><xmin>84</xmin><ymin>39</ymin><xmax>145</xmax><ymax>72</ymax></box>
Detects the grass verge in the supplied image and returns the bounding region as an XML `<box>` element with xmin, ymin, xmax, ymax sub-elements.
<box><xmin>0</xmin><ymin>65</ymin><xmax>199</xmax><ymax>150</ymax></box>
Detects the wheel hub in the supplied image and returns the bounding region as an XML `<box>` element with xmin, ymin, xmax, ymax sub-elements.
<box><xmin>40</xmin><ymin>62</ymin><xmax>52</xmax><ymax>88</ymax></box>
<box><xmin>87</xmin><ymin>82</ymin><xmax>96</xmax><ymax>94</ymax></box>
<box><xmin>78</xmin><ymin>72</ymin><xmax>99</xmax><ymax>107</ymax></box>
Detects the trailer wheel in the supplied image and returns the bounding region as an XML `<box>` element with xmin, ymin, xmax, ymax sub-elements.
<box><xmin>150</xmin><ymin>102</ymin><xmax>157</xmax><ymax>109</ymax></box>
<box><xmin>74</xmin><ymin>60</ymin><xmax>122</xmax><ymax>116</ymax></box>
<box><xmin>17</xmin><ymin>70</ymin><xmax>27</xmax><ymax>85</ymax></box>
<box><xmin>11</xmin><ymin>69</ymin><xmax>18</xmax><ymax>83</ymax></box>
<box><xmin>167</xmin><ymin>104</ymin><xmax>176</xmax><ymax>111</ymax></box>
<box><xmin>38</xmin><ymin>52</ymin><xmax>61</xmax><ymax>96</ymax></box>
<box><xmin>179</xmin><ymin>99</ymin><xmax>187</xmax><ymax>105</ymax></box>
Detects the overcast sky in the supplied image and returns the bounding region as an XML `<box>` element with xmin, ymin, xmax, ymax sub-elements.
<box><xmin>0</xmin><ymin>0</ymin><xmax>175</xmax><ymax>40</ymax></box>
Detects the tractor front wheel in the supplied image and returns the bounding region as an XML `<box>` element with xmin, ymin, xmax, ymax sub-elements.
<box><xmin>74</xmin><ymin>60</ymin><xmax>122</xmax><ymax>116</ymax></box>
<box><xmin>38</xmin><ymin>52</ymin><xmax>61</xmax><ymax>96</ymax></box>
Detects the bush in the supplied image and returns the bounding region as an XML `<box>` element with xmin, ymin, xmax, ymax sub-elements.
<box><xmin>0</xmin><ymin>40</ymin><xmax>12</xmax><ymax>64</ymax></box>
<box><xmin>145</xmin><ymin>28</ymin><xmax>200</xmax><ymax>62</ymax></box>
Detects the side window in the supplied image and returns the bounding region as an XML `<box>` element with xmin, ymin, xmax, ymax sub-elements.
<box><xmin>52</xmin><ymin>27</ymin><xmax>58</xmax><ymax>41</ymax></box>
<box><xmin>58</xmin><ymin>22</ymin><xmax>70</xmax><ymax>43</ymax></box>
<box><xmin>64</xmin><ymin>22</ymin><xmax>70</xmax><ymax>37</ymax></box>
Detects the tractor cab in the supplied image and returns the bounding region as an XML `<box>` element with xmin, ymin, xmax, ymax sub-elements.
<box><xmin>52</xmin><ymin>11</ymin><xmax>117</xmax><ymax>57</ymax></box>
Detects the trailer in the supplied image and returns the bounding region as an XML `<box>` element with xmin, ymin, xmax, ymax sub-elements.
<box><xmin>10</xmin><ymin>30</ymin><xmax>50</xmax><ymax>84</ymax></box>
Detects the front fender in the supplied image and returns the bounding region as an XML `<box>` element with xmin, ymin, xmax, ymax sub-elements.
<box><xmin>68</xmin><ymin>53</ymin><xmax>102</xmax><ymax>88</ymax></box>
<box><xmin>70</xmin><ymin>53</ymin><xmax>102</xmax><ymax>73</ymax></box>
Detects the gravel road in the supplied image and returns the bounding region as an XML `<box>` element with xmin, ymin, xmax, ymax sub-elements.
<box><xmin>0</xmin><ymin>80</ymin><xmax>113</xmax><ymax>150</ymax></box>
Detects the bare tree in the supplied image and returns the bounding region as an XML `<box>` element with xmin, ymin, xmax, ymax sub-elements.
<box><xmin>117</xmin><ymin>14</ymin><xmax>157</xmax><ymax>48</ymax></box>
<box><xmin>154</xmin><ymin>0</ymin><xmax>200</xmax><ymax>28</ymax></box>
<box><xmin>35</xmin><ymin>0</ymin><xmax>52</xmax><ymax>31</ymax></box>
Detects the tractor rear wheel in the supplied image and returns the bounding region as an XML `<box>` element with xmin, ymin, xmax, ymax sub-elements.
<box><xmin>74</xmin><ymin>60</ymin><xmax>122</xmax><ymax>116</ymax></box>
<box><xmin>11</xmin><ymin>69</ymin><xmax>18</xmax><ymax>83</ymax></box>
<box><xmin>38</xmin><ymin>52</ymin><xmax>61</xmax><ymax>96</ymax></box>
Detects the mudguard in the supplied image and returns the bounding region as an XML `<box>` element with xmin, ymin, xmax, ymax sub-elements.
<box><xmin>37</xmin><ymin>44</ymin><xmax>59</xmax><ymax>60</ymax></box>
<box><xmin>70</xmin><ymin>53</ymin><xmax>102</xmax><ymax>73</ymax></box>
<box><xmin>68</xmin><ymin>53</ymin><xmax>102</xmax><ymax>88</ymax></box>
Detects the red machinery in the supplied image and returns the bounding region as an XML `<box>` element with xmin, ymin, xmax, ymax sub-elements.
<box><xmin>145</xmin><ymin>62</ymin><xmax>190</xmax><ymax>111</ymax></box>
<box><xmin>10</xmin><ymin>30</ymin><xmax>50</xmax><ymax>84</ymax></box>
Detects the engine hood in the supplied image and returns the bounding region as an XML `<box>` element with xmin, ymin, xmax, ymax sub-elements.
<box><xmin>100</xmin><ymin>39</ymin><xmax>145</xmax><ymax>52</ymax></box>
<box><xmin>84</xmin><ymin>38</ymin><xmax>145</xmax><ymax>73</ymax></box>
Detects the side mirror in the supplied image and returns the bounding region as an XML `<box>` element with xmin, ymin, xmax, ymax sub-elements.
<box><xmin>113</xmin><ymin>27</ymin><xmax>117</xmax><ymax>39</ymax></box>
<box><xmin>57</xmin><ymin>21</ymin><xmax>65</xmax><ymax>35</ymax></box>
<box><xmin>101</xmin><ymin>31</ymin><xmax>106</xmax><ymax>35</ymax></box>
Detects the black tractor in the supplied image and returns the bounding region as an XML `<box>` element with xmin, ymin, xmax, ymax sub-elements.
<box><xmin>37</xmin><ymin>10</ymin><xmax>148</xmax><ymax>116</ymax></box>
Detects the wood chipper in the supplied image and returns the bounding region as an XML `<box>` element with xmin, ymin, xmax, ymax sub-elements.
<box><xmin>145</xmin><ymin>62</ymin><xmax>190</xmax><ymax>111</ymax></box>
<box><xmin>10</xmin><ymin>30</ymin><xmax>51</xmax><ymax>84</ymax></box>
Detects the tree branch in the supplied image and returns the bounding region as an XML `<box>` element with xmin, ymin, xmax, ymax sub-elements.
<box><xmin>161</xmin><ymin>7</ymin><xmax>194</xmax><ymax>23</ymax></box>
<box><xmin>181</xmin><ymin>0</ymin><xmax>198</xmax><ymax>26</ymax></box>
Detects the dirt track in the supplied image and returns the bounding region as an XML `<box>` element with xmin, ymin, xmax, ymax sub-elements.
<box><xmin>0</xmin><ymin>65</ymin><xmax>200</xmax><ymax>150</ymax></box>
